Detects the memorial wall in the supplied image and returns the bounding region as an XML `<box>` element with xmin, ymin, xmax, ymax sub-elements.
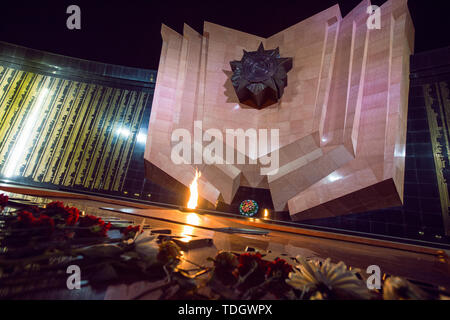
<box><xmin>0</xmin><ymin>42</ymin><xmax>182</xmax><ymax>204</ymax></box>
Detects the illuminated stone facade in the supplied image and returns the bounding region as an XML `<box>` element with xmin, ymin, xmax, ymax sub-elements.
<box><xmin>144</xmin><ymin>0</ymin><xmax>415</xmax><ymax>220</ymax></box>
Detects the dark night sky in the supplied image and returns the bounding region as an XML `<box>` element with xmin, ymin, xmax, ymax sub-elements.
<box><xmin>0</xmin><ymin>0</ymin><xmax>449</xmax><ymax>70</ymax></box>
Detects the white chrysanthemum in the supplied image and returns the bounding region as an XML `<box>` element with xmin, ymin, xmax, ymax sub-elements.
<box><xmin>286</xmin><ymin>257</ymin><xmax>370</xmax><ymax>300</ymax></box>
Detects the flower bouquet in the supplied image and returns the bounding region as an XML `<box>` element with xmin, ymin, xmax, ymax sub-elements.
<box><xmin>239</xmin><ymin>200</ymin><xmax>259</xmax><ymax>217</ymax></box>
<box><xmin>0</xmin><ymin>194</ymin><xmax>201</xmax><ymax>299</ymax></box>
<box><xmin>204</xmin><ymin>250</ymin><xmax>449</xmax><ymax>300</ymax></box>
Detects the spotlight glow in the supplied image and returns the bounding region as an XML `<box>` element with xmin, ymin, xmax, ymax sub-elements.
<box><xmin>3</xmin><ymin>88</ymin><xmax>49</xmax><ymax>178</ymax></box>
<box><xmin>327</xmin><ymin>172</ymin><xmax>342</xmax><ymax>182</ymax></box>
<box><xmin>137</xmin><ymin>133</ymin><xmax>147</xmax><ymax>144</ymax></box>
<box><xmin>117</xmin><ymin>127</ymin><xmax>131</xmax><ymax>138</ymax></box>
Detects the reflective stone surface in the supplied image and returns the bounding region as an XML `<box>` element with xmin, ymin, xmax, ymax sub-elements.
<box><xmin>1</xmin><ymin>190</ymin><xmax>448</xmax><ymax>299</ymax></box>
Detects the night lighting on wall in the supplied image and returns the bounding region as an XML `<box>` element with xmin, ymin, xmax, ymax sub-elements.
<box><xmin>117</xmin><ymin>127</ymin><xmax>131</xmax><ymax>138</ymax></box>
<box><xmin>137</xmin><ymin>133</ymin><xmax>147</xmax><ymax>144</ymax></box>
<box><xmin>3</xmin><ymin>88</ymin><xmax>49</xmax><ymax>178</ymax></box>
<box><xmin>327</xmin><ymin>172</ymin><xmax>342</xmax><ymax>183</ymax></box>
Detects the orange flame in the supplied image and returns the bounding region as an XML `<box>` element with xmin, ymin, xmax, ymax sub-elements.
<box><xmin>187</xmin><ymin>169</ymin><xmax>201</xmax><ymax>209</ymax></box>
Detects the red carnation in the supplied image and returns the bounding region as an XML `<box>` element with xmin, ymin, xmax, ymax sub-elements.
<box><xmin>79</xmin><ymin>215</ymin><xmax>103</xmax><ymax>227</ymax></box>
<box><xmin>45</xmin><ymin>201</ymin><xmax>69</xmax><ymax>217</ymax></box>
<box><xmin>266</xmin><ymin>258</ymin><xmax>293</xmax><ymax>279</ymax></box>
<box><xmin>78</xmin><ymin>215</ymin><xmax>111</xmax><ymax>237</ymax></box>
<box><xmin>0</xmin><ymin>193</ymin><xmax>8</xmax><ymax>207</ymax></box>
<box><xmin>101</xmin><ymin>222</ymin><xmax>112</xmax><ymax>236</ymax></box>
<box><xmin>46</xmin><ymin>201</ymin><xmax>65</xmax><ymax>211</ymax></box>
<box><xmin>235</xmin><ymin>252</ymin><xmax>268</xmax><ymax>289</ymax></box>
<box><xmin>236</xmin><ymin>252</ymin><xmax>267</xmax><ymax>276</ymax></box>
<box><xmin>17</xmin><ymin>211</ymin><xmax>37</xmax><ymax>227</ymax></box>
<box><xmin>45</xmin><ymin>202</ymin><xmax>81</xmax><ymax>226</ymax></box>
<box><xmin>121</xmin><ymin>225</ymin><xmax>141</xmax><ymax>238</ymax></box>
<box><xmin>65</xmin><ymin>207</ymin><xmax>80</xmax><ymax>226</ymax></box>
<box><xmin>35</xmin><ymin>214</ymin><xmax>55</xmax><ymax>231</ymax></box>
<box><xmin>16</xmin><ymin>211</ymin><xmax>55</xmax><ymax>231</ymax></box>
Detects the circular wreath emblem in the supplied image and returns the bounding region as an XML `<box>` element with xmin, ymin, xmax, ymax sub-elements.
<box><xmin>239</xmin><ymin>200</ymin><xmax>259</xmax><ymax>217</ymax></box>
